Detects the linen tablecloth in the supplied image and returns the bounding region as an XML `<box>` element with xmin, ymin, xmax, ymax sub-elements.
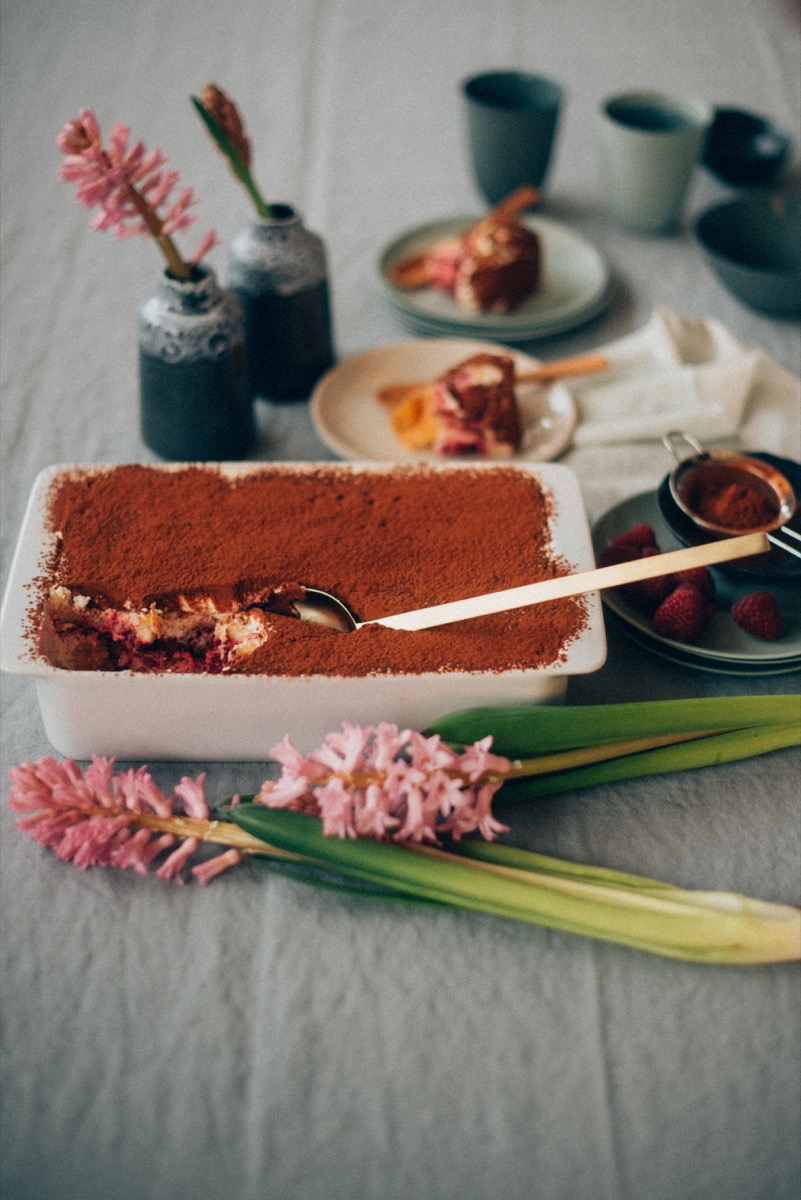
<box><xmin>1</xmin><ymin>2</ymin><xmax>800</xmax><ymax>1198</ymax></box>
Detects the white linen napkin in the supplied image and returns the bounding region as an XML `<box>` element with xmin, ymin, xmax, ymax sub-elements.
<box><xmin>569</xmin><ymin>307</ymin><xmax>762</xmax><ymax>446</ymax></box>
<box><xmin>558</xmin><ymin>307</ymin><xmax>801</xmax><ymax>522</ymax></box>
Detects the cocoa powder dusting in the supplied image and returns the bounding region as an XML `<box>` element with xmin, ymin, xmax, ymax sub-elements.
<box><xmin>690</xmin><ymin>479</ymin><xmax>777</xmax><ymax>530</ymax></box>
<box><xmin>41</xmin><ymin>464</ymin><xmax>587</xmax><ymax>676</ymax></box>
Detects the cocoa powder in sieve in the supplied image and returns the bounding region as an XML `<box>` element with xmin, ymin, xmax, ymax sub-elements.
<box><xmin>42</xmin><ymin>464</ymin><xmax>587</xmax><ymax>676</ymax></box>
<box><xmin>690</xmin><ymin>479</ymin><xmax>777</xmax><ymax>529</ymax></box>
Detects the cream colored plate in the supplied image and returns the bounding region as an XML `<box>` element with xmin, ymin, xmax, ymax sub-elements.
<box><xmin>310</xmin><ymin>338</ymin><xmax>577</xmax><ymax>462</ymax></box>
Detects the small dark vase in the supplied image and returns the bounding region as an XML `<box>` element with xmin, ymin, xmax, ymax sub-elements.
<box><xmin>227</xmin><ymin>205</ymin><xmax>335</xmax><ymax>402</ymax></box>
<box><xmin>138</xmin><ymin>265</ymin><xmax>254</xmax><ymax>461</ymax></box>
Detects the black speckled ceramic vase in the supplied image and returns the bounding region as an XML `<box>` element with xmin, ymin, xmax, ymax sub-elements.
<box><xmin>138</xmin><ymin>265</ymin><xmax>254</xmax><ymax>461</ymax></box>
<box><xmin>228</xmin><ymin>205</ymin><xmax>335</xmax><ymax>402</ymax></box>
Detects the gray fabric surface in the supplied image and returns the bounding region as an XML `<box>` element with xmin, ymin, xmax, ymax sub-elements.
<box><xmin>1</xmin><ymin>2</ymin><xmax>800</xmax><ymax>1199</ymax></box>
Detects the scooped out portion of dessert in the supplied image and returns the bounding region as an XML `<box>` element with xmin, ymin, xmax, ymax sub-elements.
<box><xmin>388</xmin><ymin>186</ymin><xmax>541</xmax><ymax>314</ymax></box>
<box><xmin>41</xmin><ymin>579</ymin><xmax>306</xmax><ymax>673</ymax></box>
<box><xmin>389</xmin><ymin>352</ymin><xmax>523</xmax><ymax>457</ymax></box>
<box><xmin>35</xmin><ymin>463</ymin><xmax>587</xmax><ymax>677</ymax></box>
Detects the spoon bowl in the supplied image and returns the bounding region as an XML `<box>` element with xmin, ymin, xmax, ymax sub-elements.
<box><xmin>297</xmin><ymin>531</ymin><xmax>770</xmax><ymax>633</ymax></box>
<box><xmin>294</xmin><ymin>589</ymin><xmax>360</xmax><ymax>633</ymax></box>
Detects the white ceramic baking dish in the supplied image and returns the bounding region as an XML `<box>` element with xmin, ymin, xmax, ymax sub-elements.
<box><xmin>0</xmin><ymin>462</ymin><xmax>606</xmax><ymax>759</ymax></box>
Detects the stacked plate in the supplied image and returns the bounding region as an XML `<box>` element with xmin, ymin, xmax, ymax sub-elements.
<box><xmin>592</xmin><ymin>492</ymin><xmax>801</xmax><ymax>676</ymax></box>
<box><xmin>376</xmin><ymin>214</ymin><xmax>614</xmax><ymax>343</ymax></box>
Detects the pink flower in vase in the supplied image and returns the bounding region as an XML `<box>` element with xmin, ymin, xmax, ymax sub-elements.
<box><xmin>57</xmin><ymin>107</ymin><xmax>218</xmax><ymax>279</ymax></box>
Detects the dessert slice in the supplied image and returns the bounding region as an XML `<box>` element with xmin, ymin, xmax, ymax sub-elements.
<box><xmin>432</xmin><ymin>352</ymin><xmax>522</xmax><ymax>456</ymax></box>
<box><xmin>427</xmin><ymin>219</ymin><xmax>541</xmax><ymax>314</ymax></box>
<box><xmin>389</xmin><ymin>353</ymin><xmax>523</xmax><ymax>457</ymax></box>
<box><xmin>388</xmin><ymin>186</ymin><xmax>541</xmax><ymax>314</ymax></box>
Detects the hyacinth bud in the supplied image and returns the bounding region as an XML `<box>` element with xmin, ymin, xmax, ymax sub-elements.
<box><xmin>200</xmin><ymin>83</ymin><xmax>252</xmax><ymax>167</ymax></box>
<box><xmin>57</xmin><ymin>117</ymin><xmax>98</xmax><ymax>155</ymax></box>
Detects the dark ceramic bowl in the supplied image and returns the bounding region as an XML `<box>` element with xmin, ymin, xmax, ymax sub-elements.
<box><xmin>694</xmin><ymin>192</ymin><xmax>801</xmax><ymax>318</ymax></box>
<box><xmin>702</xmin><ymin>108</ymin><xmax>791</xmax><ymax>187</ymax></box>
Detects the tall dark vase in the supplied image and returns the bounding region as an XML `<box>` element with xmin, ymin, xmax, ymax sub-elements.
<box><xmin>228</xmin><ymin>205</ymin><xmax>335</xmax><ymax>402</ymax></box>
<box><xmin>138</xmin><ymin>265</ymin><xmax>254</xmax><ymax>461</ymax></box>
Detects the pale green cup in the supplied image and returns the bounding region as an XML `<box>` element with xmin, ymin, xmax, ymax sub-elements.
<box><xmin>599</xmin><ymin>91</ymin><xmax>712</xmax><ymax>234</ymax></box>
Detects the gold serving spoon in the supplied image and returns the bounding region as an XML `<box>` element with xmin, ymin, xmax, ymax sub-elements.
<box><xmin>296</xmin><ymin>532</ymin><xmax>770</xmax><ymax>633</ymax></box>
<box><xmin>375</xmin><ymin>351</ymin><xmax>608</xmax><ymax>408</ymax></box>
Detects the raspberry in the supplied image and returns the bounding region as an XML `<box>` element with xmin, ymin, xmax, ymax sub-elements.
<box><xmin>599</xmin><ymin>524</ymin><xmax>659</xmax><ymax>569</ymax></box>
<box><xmin>598</xmin><ymin>541</ymin><xmax>640</xmax><ymax>567</ymax></box>
<box><xmin>673</xmin><ymin>566</ymin><xmax>716</xmax><ymax>602</ymax></box>
<box><xmin>610</xmin><ymin>523</ymin><xmax>658</xmax><ymax>553</ymax></box>
<box><xmin>625</xmin><ymin>546</ymin><xmax>675</xmax><ymax>612</ymax></box>
<box><xmin>652</xmin><ymin>585</ymin><xmax>712</xmax><ymax>643</ymax></box>
<box><xmin>731</xmin><ymin>591</ymin><xmax>783</xmax><ymax>641</ymax></box>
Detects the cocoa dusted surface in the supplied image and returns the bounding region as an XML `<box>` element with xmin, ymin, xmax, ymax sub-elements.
<box><xmin>44</xmin><ymin>464</ymin><xmax>587</xmax><ymax>675</ymax></box>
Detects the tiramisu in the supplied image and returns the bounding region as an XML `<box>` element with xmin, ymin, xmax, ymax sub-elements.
<box><xmin>37</xmin><ymin>464</ymin><xmax>587</xmax><ymax>676</ymax></box>
<box><xmin>425</xmin><ymin>218</ymin><xmax>541</xmax><ymax>314</ymax></box>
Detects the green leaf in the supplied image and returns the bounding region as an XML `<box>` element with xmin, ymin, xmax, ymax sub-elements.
<box><xmin>190</xmin><ymin>95</ymin><xmax>273</xmax><ymax>219</ymax></box>
<box><xmin>248</xmin><ymin>854</ymin><xmax>444</xmax><ymax>907</ymax></box>
<box><xmin>426</xmin><ymin>695</ymin><xmax>800</xmax><ymax>758</ymax></box>
<box><xmin>231</xmin><ymin>805</ymin><xmax>801</xmax><ymax>964</ymax></box>
<box><xmin>495</xmin><ymin>722</ymin><xmax>801</xmax><ymax>801</ymax></box>
<box><xmin>454</xmin><ymin>838</ymin><xmax>676</xmax><ymax>891</ymax></box>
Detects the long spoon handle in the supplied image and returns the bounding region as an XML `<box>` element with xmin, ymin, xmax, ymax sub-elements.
<box><xmin>515</xmin><ymin>352</ymin><xmax>608</xmax><ymax>384</ymax></box>
<box><xmin>365</xmin><ymin>532</ymin><xmax>770</xmax><ymax>632</ymax></box>
<box><xmin>376</xmin><ymin>352</ymin><xmax>607</xmax><ymax>407</ymax></box>
<box><xmin>477</xmin><ymin>185</ymin><xmax>541</xmax><ymax>225</ymax></box>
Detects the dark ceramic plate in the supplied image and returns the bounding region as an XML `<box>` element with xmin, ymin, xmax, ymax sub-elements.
<box><xmin>593</xmin><ymin>491</ymin><xmax>801</xmax><ymax>674</ymax></box>
<box><xmin>656</xmin><ymin>452</ymin><xmax>801</xmax><ymax>582</ymax></box>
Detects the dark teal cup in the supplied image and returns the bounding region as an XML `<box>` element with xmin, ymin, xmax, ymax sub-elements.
<box><xmin>462</xmin><ymin>71</ymin><xmax>564</xmax><ymax>205</ymax></box>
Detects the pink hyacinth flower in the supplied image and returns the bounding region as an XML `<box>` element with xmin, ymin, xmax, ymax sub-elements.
<box><xmin>258</xmin><ymin>723</ymin><xmax>511</xmax><ymax>846</ymax></box>
<box><xmin>192</xmin><ymin>849</ymin><xmax>242</xmax><ymax>885</ymax></box>
<box><xmin>8</xmin><ymin>756</ymin><xmax>238</xmax><ymax>884</ymax></box>
<box><xmin>57</xmin><ymin>108</ymin><xmax>217</xmax><ymax>271</ymax></box>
